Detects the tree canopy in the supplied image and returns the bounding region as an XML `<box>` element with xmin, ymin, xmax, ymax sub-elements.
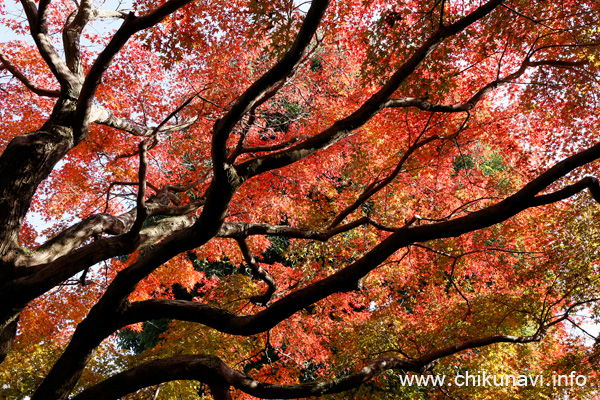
<box><xmin>1</xmin><ymin>0</ymin><xmax>600</xmax><ymax>398</ymax></box>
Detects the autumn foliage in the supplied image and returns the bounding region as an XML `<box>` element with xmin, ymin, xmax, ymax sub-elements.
<box><xmin>1</xmin><ymin>0</ymin><xmax>600</xmax><ymax>398</ymax></box>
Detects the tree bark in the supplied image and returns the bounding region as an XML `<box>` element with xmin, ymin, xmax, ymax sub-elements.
<box><xmin>0</xmin><ymin>315</ymin><xmax>18</xmax><ymax>363</ymax></box>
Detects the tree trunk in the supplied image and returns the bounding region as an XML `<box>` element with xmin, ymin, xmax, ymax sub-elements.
<box><xmin>0</xmin><ymin>97</ymin><xmax>77</xmax><ymax>361</ymax></box>
<box><xmin>0</xmin><ymin>315</ymin><xmax>18</xmax><ymax>363</ymax></box>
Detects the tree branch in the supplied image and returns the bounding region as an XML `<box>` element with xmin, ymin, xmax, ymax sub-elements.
<box><xmin>72</xmin><ymin>332</ymin><xmax>545</xmax><ymax>400</ymax></box>
<box><xmin>129</xmin><ymin>139</ymin><xmax>150</xmax><ymax>235</ymax></box>
<box><xmin>235</xmin><ymin>238</ymin><xmax>277</xmax><ymax>305</ymax></box>
<box><xmin>528</xmin><ymin>176</ymin><xmax>600</xmax><ymax>207</ymax></box>
<box><xmin>63</xmin><ymin>0</ymin><xmax>94</xmax><ymax>77</ymax></box>
<box><xmin>219</xmin><ymin>216</ymin><xmax>396</xmax><ymax>242</ymax></box>
<box><xmin>0</xmin><ymin>53</ymin><xmax>61</xmax><ymax>97</ymax></box>
<box><xmin>121</xmin><ymin>140</ymin><xmax>600</xmax><ymax>339</ymax></box>
<box><xmin>20</xmin><ymin>0</ymin><xmax>81</xmax><ymax>96</ymax></box>
<box><xmin>14</xmin><ymin>213</ymin><xmax>133</xmax><ymax>268</ymax></box>
<box><xmin>240</xmin><ymin>135</ymin><xmax>310</xmax><ymax>154</ymax></box>
<box><xmin>73</xmin><ymin>0</ymin><xmax>197</xmax><ymax>142</ymax></box>
<box><xmin>6</xmin><ymin>213</ymin><xmax>199</xmax><ymax>299</ymax></box>
<box><xmin>327</xmin><ymin>127</ymin><xmax>451</xmax><ymax>229</ymax></box>
<box><xmin>31</xmin><ymin>121</ymin><xmax>600</xmax><ymax>400</ymax></box>
<box><xmin>236</xmin><ymin>0</ymin><xmax>505</xmax><ymax>180</ymax></box>
<box><xmin>90</xmin><ymin>102</ymin><xmax>197</xmax><ymax>139</ymax></box>
<box><xmin>211</xmin><ymin>0</ymin><xmax>330</xmax><ymax>177</ymax></box>
<box><xmin>385</xmin><ymin>59</ymin><xmax>587</xmax><ymax>112</ymax></box>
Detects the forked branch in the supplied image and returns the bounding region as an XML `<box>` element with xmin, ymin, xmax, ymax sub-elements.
<box><xmin>236</xmin><ymin>238</ymin><xmax>277</xmax><ymax>305</ymax></box>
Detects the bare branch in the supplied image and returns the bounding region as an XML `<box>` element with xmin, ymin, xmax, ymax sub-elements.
<box><xmin>8</xmin><ymin>212</ymin><xmax>198</xmax><ymax>292</ymax></box>
<box><xmin>91</xmin><ymin>103</ymin><xmax>197</xmax><ymax>137</ymax></box>
<box><xmin>236</xmin><ymin>0</ymin><xmax>506</xmax><ymax>180</ymax></box>
<box><xmin>71</xmin><ymin>332</ymin><xmax>545</xmax><ymax>400</ymax></box>
<box><xmin>0</xmin><ymin>53</ymin><xmax>60</xmax><ymax>97</ymax></box>
<box><xmin>211</xmin><ymin>0</ymin><xmax>331</xmax><ymax>176</ymax></box>
<box><xmin>235</xmin><ymin>238</ymin><xmax>277</xmax><ymax>305</ymax></box>
<box><xmin>20</xmin><ymin>0</ymin><xmax>81</xmax><ymax>95</ymax></box>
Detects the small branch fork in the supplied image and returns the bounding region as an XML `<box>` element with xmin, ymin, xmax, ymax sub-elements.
<box><xmin>0</xmin><ymin>53</ymin><xmax>61</xmax><ymax>97</ymax></box>
<box><xmin>127</xmin><ymin>94</ymin><xmax>199</xmax><ymax>235</ymax></box>
<box><xmin>328</xmin><ymin>113</ymin><xmax>467</xmax><ymax>230</ymax></box>
<box><xmin>7</xmin><ymin>0</ymin><xmax>600</xmax><ymax>398</ymax></box>
<box><xmin>71</xmin><ymin>330</ymin><xmax>550</xmax><ymax>400</ymax></box>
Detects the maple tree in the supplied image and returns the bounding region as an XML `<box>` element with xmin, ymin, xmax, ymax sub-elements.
<box><xmin>1</xmin><ymin>0</ymin><xmax>600</xmax><ymax>398</ymax></box>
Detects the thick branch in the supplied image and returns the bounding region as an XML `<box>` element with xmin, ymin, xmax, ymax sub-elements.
<box><xmin>240</xmin><ymin>135</ymin><xmax>310</xmax><ymax>154</ymax></box>
<box><xmin>4</xmin><ymin>213</ymin><xmax>199</xmax><ymax>301</ymax></box>
<box><xmin>211</xmin><ymin>0</ymin><xmax>330</xmax><ymax>176</ymax></box>
<box><xmin>0</xmin><ymin>315</ymin><xmax>18</xmax><ymax>364</ymax></box>
<box><xmin>63</xmin><ymin>0</ymin><xmax>94</xmax><ymax>77</ymax></box>
<box><xmin>20</xmin><ymin>0</ymin><xmax>81</xmax><ymax>96</ymax></box>
<box><xmin>528</xmin><ymin>176</ymin><xmax>600</xmax><ymax>207</ymax></box>
<box><xmin>385</xmin><ymin>59</ymin><xmax>587</xmax><ymax>112</ymax></box>
<box><xmin>14</xmin><ymin>213</ymin><xmax>132</xmax><ymax>268</ymax></box>
<box><xmin>236</xmin><ymin>0</ymin><xmax>505</xmax><ymax>179</ymax></box>
<box><xmin>72</xmin><ymin>333</ymin><xmax>543</xmax><ymax>400</ymax></box>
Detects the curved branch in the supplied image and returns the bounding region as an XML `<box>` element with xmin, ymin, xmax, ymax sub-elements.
<box><xmin>0</xmin><ymin>53</ymin><xmax>61</xmax><ymax>97</ymax></box>
<box><xmin>236</xmin><ymin>0</ymin><xmax>505</xmax><ymax>180</ymax></box>
<box><xmin>218</xmin><ymin>216</ymin><xmax>395</xmax><ymax>242</ymax></box>
<box><xmin>14</xmin><ymin>213</ymin><xmax>133</xmax><ymax>268</ymax></box>
<box><xmin>528</xmin><ymin>176</ymin><xmax>600</xmax><ymax>207</ymax></box>
<box><xmin>240</xmin><ymin>135</ymin><xmax>310</xmax><ymax>154</ymax></box>
<box><xmin>211</xmin><ymin>0</ymin><xmax>330</xmax><ymax>175</ymax></box>
<box><xmin>5</xmin><ymin>213</ymin><xmax>199</xmax><ymax>302</ymax></box>
<box><xmin>236</xmin><ymin>238</ymin><xmax>277</xmax><ymax>305</ymax></box>
<box><xmin>63</xmin><ymin>0</ymin><xmax>95</xmax><ymax>77</ymax></box>
<box><xmin>20</xmin><ymin>0</ymin><xmax>81</xmax><ymax>96</ymax></box>
<box><xmin>72</xmin><ymin>332</ymin><xmax>544</xmax><ymax>400</ymax></box>
<box><xmin>73</xmin><ymin>0</ymin><xmax>197</xmax><ymax>141</ymax></box>
<box><xmin>385</xmin><ymin>59</ymin><xmax>587</xmax><ymax>113</ymax></box>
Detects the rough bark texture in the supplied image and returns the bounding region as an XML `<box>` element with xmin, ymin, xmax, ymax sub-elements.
<box><xmin>1</xmin><ymin>0</ymin><xmax>599</xmax><ymax>398</ymax></box>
